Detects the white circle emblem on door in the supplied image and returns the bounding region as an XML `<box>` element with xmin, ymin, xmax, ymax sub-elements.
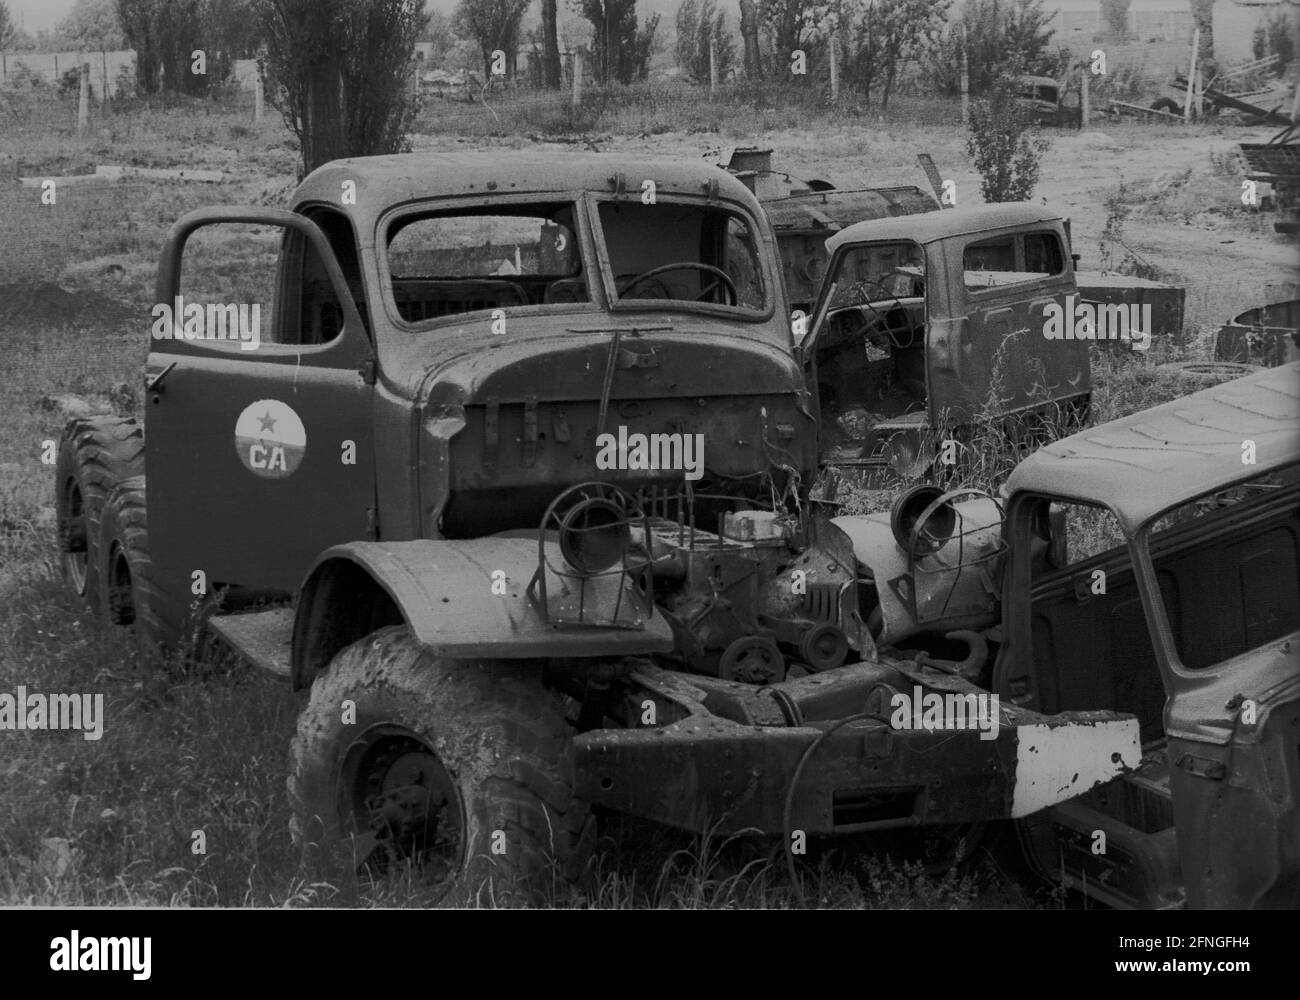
<box><xmin>235</xmin><ymin>399</ymin><xmax>307</xmax><ymax>479</ymax></box>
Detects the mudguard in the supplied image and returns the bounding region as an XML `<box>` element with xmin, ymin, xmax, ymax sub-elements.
<box><xmin>833</xmin><ymin>497</ymin><xmax>1003</xmax><ymax>645</ymax></box>
<box><xmin>292</xmin><ymin>537</ymin><xmax>674</xmax><ymax>686</ymax></box>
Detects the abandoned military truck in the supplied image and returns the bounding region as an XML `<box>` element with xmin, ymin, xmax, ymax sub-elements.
<box><xmin>54</xmin><ymin>153</ymin><xmax>1299</xmax><ymax>907</ymax></box>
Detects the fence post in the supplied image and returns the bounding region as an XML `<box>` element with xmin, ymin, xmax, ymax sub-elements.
<box><xmin>709</xmin><ymin>37</ymin><xmax>717</xmax><ymax>97</ymax></box>
<box><xmin>960</xmin><ymin>24</ymin><xmax>969</xmax><ymax>127</ymax></box>
<box><xmin>100</xmin><ymin>51</ymin><xmax>108</xmax><ymax>107</ymax></box>
<box><xmin>572</xmin><ymin>48</ymin><xmax>583</xmax><ymax>108</ymax></box>
<box><xmin>255</xmin><ymin>71</ymin><xmax>265</xmax><ymax>122</ymax></box>
<box><xmin>1080</xmin><ymin>69</ymin><xmax>1089</xmax><ymax>129</ymax></box>
<box><xmin>78</xmin><ymin>57</ymin><xmax>90</xmax><ymax>134</ymax></box>
<box><xmin>1184</xmin><ymin>28</ymin><xmax>1199</xmax><ymax>123</ymax></box>
<box><xmin>829</xmin><ymin>30</ymin><xmax>839</xmax><ymax>102</ymax></box>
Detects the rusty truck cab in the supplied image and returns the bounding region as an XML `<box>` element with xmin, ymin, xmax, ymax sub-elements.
<box><xmin>995</xmin><ymin>363</ymin><xmax>1300</xmax><ymax>908</ymax></box>
<box><xmin>802</xmin><ymin>204</ymin><xmax>1091</xmax><ymax>477</ymax></box>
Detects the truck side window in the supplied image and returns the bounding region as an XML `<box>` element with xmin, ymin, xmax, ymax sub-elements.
<box><xmin>963</xmin><ymin>231</ymin><xmax>1063</xmax><ymax>290</ymax></box>
<box><xmin>173</xmin><ymin>223</ymin><xmax>279</xmax><ymax>350</ymax></box>
<box><xmin>1024</xmin><ymin>232</ymin><xmax>1064</xmax><ymax>275</ymax></box>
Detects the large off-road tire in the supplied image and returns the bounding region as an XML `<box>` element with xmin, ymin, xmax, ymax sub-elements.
<box><xmin>96</xmin><ymin>476</ymin><xmax>169</xmax><ymax>656</ymax></box>
<box><xmin>54</xmin><ymin>416</ymin><xmax>144</xmax><ymax>610</ymax></box>
<box><xmin>288</xmin><ymin>627</ymin><xmax>595</xmax><ymax>904</ymax></box>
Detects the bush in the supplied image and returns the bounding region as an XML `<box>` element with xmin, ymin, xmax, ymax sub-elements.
<box><xmin>925</xmin><ymin>0</ymin><xmax>1061</xmax><ymax>96</ymax></box>
<box><xmin>965</xmin><ymin>74</ymin><xmax>1049</xmax><ymax>203</ymax></box>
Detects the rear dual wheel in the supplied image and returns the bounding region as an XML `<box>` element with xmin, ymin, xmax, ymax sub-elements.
<box><xmin>54</xmin><ymin>416</ymin><xmax>144</xmax><ymax>610</ymax></box>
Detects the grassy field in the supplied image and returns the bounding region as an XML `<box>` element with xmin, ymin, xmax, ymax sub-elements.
<box><xmin>1</xmin><ymin>86</ymin><xmax>1294</xmax><ymax>907</ymax></box>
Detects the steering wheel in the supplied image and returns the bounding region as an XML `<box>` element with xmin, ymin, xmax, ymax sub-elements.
<box><xmin>847</xmin><ymin>279</ymin><xmax>920</xmax><ymax>350</ymax></box>
<box><xmin>622</xmin><ymin>262</ymin><xmax>738</xmax><ymax>305</ymax></box>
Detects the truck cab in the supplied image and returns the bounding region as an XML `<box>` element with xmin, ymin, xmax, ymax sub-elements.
<box><xmin>802</xmin><ymin>204</ymin><xmax>1091</xmax><ymax>477</ymax></box>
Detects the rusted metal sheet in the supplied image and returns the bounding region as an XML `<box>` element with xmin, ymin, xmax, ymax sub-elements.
<box><xmin>1076</xmin><ymin>271</ymin><xmax>1185</xmax><ymax>341</ymax></box>
<box><xmin>710</xmin><ymin>147</ymin><xmax>939</xmax><ymax>310</ymax></box>
<box><xmin>1215</xmin><ymin>298</ymin><xmax>1300</xmax><ymax>366</ymax></box>
<box><xmin>298</xmin><ymin>538</ymin><xmax>675</xmax><ymax>659</ymax></box>
<box><xmin>825</xmin><ymin>203</ymin><xmax>1064</xmax><ymax>252</ymax></box>
<box><xmin>1008</xmin><ymin>362</ymin><xmax>1300</xmax><ymax>531</ymax></box>
<box><xmin>574</xmin><ymin>699</ymin><xmax>1137</xmax><ymax>835</ymax></box>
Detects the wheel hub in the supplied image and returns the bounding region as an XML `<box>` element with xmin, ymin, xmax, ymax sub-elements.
<box><xmin>340</xmin><ymin>727</ymin><xmax>463</xmax><ymax>876</ymax></box>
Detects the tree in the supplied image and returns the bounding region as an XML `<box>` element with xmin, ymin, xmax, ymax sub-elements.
<box><xmin>421</xmin><ymin>9</ymin><xmax>459</xmax><ymax>65</ymax></box>
<box><xmin>966</xmin><ymin>72</ymin><xmax>1049</xmax><ymax>202</ymax></box>
<box><xmin>0</xmin><ymin>0</ymin><xmax>18</xmax><ymax>50</ymax></box>
<box><xmin>838</xmin><ymin>0</ymin><xmax>949</xmax><ymax>109</ymax></box>
<box><xmin>574</xmin><ymin>0</ymin><xmax>658</xmax><ymax>84</ymax></box>
<box><xmin>261</xmin><ymin>0</ymin><xmax>429</xmax><ymax>176</ymax></box>
<box><xmin>925</xmin><ymin>0</ymin><xmax>1059</xmax><ymax>96</ymax></box>
<box><xmin>757</xmin><ymin>0</ymin><xmax>822</xmax><ymax>80</ymax></box>
<box><xmin>454</xmin><ymin>0</ymin><xmax>529</xmax><ymax>80</ymax></box>
<box><xmin>1100</xmin><ymin>0</ymin><xmax>1129</xmax><ymax>39</ymax></box>
<box><xmin>117</xmin><ymin>0</ymin><xmax>257</xmax><ymax>95</ymax></box>
<box><xmin>55</xmin><ymin>0</ymin><xmax>127</xmax><ymax>50</ymax></box>
<box><xmin>541</xmin><ymin>0</ymin><xmax>561</xmax><ymax>87</ymax></box>
<box><xmin>675</xmin><ymin>0</ymin><xmax>734</xmax><ymax>84</ymax></box>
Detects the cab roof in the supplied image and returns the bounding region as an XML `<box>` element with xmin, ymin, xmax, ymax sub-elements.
<box><xmin>825</xmin><ymin>202</ymin><xmax>1063</xmax><ymax>252</ymax></box>
<box><xmin>1008</xmin><ymin>363</ymin><xmax>1300</xmax><ymax>531</ymax></box>
<box><xmin>291</xmin><ymin>152</ymin><xmax>762</xmax><ymax>229</ymax></box>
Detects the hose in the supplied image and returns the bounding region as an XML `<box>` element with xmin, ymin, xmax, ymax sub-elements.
<box><xmin>783</xmin><ymin>710</ymin><xmax>890</xmax><ymax>908</ymax></box>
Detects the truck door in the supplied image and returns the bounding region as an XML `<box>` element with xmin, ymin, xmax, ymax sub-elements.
<box><xmin>941</xmin><ymin>226</ymin><xmax>1087</xmax><ymax>423</ymax></box>
<box><xmin>145</xmin><ymin>208</ymin><xmax>375</xmax><ymax>615</ymax></box>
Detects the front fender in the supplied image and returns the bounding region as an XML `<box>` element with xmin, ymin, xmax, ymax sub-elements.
<box><xmin>291</xmin><ymin>537</ymin><xmax>674</xmax><ymax>688</ymax></box>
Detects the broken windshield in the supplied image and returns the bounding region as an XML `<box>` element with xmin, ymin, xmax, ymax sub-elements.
<box><xmin>1143</xmin><ymin>466</ymin><xmax>1300</xmax><ymax>672</ymax></box>
<box><xmin>595</xmin><ymin>200</ymin><xmax>768</xmax><ymax>313</ymax></box>
<box><xmin>383</xmin><ymin>202</ymin><xmax>589</xmax><ymax>324</ymax></box>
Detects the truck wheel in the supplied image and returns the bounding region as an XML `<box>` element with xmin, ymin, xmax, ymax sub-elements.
<box><xmin>54</xmin><ymin>416</ymin><xmax>144</xmax><ymax>610</ymax></box>
<box><xmin>97</xmin><ymin>476</ymin><xmax>168</xmax><ymax>656</ymax></box>
<box><xmin>288</xmin><ymin>626</ymin><xmax>595</xmax><ymax>903</ymax></box>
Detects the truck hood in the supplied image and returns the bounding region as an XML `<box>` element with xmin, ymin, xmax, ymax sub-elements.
<box><xmin>413</xmin><ymin>324</ymin><xmax>807</xmax><ymax>407</ymax></box>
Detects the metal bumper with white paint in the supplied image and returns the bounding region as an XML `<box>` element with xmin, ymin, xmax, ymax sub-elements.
<box><xmin>573</xmin><ymin>706</ymin><xmax>1140</xmax><ymax>836</ymax></box>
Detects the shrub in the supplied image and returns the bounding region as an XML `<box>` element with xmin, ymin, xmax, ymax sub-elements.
<box><xmin>965</xmin><ymin>73</ymin><xmax>1049</xmax><ymax>203</ymax></box>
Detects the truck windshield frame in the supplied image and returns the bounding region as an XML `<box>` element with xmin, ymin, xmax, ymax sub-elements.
<box><xmin>1133</xmin><ymin>464</ymin><xmax>1300</xmax><ymax>681</ymax></box>
<box><xmin>376</xmin><ymin>195</ymin><xmax>608</xmax><ymax>336</ymax></box>
<box><xmin>586</xmin><ymin>193</ymin><xmax>775</xmax><ymax>323</ymax></box>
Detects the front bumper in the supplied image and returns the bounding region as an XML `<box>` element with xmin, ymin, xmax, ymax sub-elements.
<box><xmin>573</xmin><ymin>665</ymin><xmax>1140</xmax><ymax>836</ymax></box>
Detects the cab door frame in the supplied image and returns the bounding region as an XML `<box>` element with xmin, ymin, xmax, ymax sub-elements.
<box><xmin>146</xmin><ymin>208</ymin><xmax>376</xmax><ymax>629</ymax></box>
